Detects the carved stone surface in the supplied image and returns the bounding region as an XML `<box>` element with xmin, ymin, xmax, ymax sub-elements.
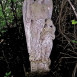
<box><xmin>23</xmin><ymin>0</ymin><xmax>55</xmax><ymax>72</ymax></box>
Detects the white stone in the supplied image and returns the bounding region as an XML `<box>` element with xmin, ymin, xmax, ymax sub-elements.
<box><xmin>23</xmin><ymin>0</ymin><xmax>55</xmax><ymax>72</ymax></box>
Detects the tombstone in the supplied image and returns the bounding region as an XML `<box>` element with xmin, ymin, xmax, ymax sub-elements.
<box><xmin>23</xmin><ymin>0</ymin><xmax>56</xmax><ymax>73</ymax></box>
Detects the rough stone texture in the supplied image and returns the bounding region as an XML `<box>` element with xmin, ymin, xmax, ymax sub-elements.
<box><xmin>23</xmin><ymin>0</ymin><xmax>56</xmax><ymax>72</ymax></box>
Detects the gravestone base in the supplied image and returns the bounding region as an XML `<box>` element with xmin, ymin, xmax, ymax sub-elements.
<box><xmin>30</xmin><ymin>59</ymin><xmax>51</xmax><ymax>73</ymax></box>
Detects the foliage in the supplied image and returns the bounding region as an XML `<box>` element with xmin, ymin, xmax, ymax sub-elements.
<box><xmin>0</xmin><ymin>0</ymin><xmax>24</xmax><ymax>36</ymax></box>
<box><xmin>4</xmin><ymin>71</ymin><xmax>11</xmax><ymax>77</ymax></box>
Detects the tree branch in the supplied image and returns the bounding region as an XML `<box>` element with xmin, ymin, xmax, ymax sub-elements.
<box><xmin>67</xmin><ymin>0</ymin><xmax>77</xmax><ymax>18</ymax></box>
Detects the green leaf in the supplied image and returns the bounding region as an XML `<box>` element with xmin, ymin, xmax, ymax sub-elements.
<box><xmin>72</xmin><ymin>40</ymin><xmax>77</xmax><ymax>43</ymax></box>
<box><xmin>1</xmin><ymin>20</ymin><xmax>6</xmax><ymax>26</ymax></box>
<box><xmin>8</xmin><ymin>0</ymin><xmax>11</xmax><ymax>2</ymax></box>
<box><xmin>13</xmin><ymin>0</ymin><xmax>17</xmax><ymax>2</ymax></box>
<box><xmin>5</xmin><ymin>71</ymin><xmax>11</xmax><ymax>76</ymax></box>
<box><xmin>8</xmin><ymin>20</ymin><xmax>13</xmax><ymax>23</ymax></box>
<box><xmin>0</xmin><ymin>5</ymin><xmax>2</xmax><ymax>11</ymax></box>
<box><xmin>71</xmin><ymin>20</ymin><xmax>77</xmax><ymax>25</ymax></box>
<box><xmin>0</xmin><ymin>11</ymin><xmax>3</xmax><ymax>15</ymax></box>
<box><xmin>1</xmin><ymin>30</ymin><xmax>6</xmax><ymax>33</ymax></box>
<box><xmin>7</xmin><ymin>71</ymin><xmax>11</xmax><ymax>76</ymax></box>
<box><xmin>5</xmin><ymin>8</ymin><xmax>10</xmax><ymax>13</ymax></box>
